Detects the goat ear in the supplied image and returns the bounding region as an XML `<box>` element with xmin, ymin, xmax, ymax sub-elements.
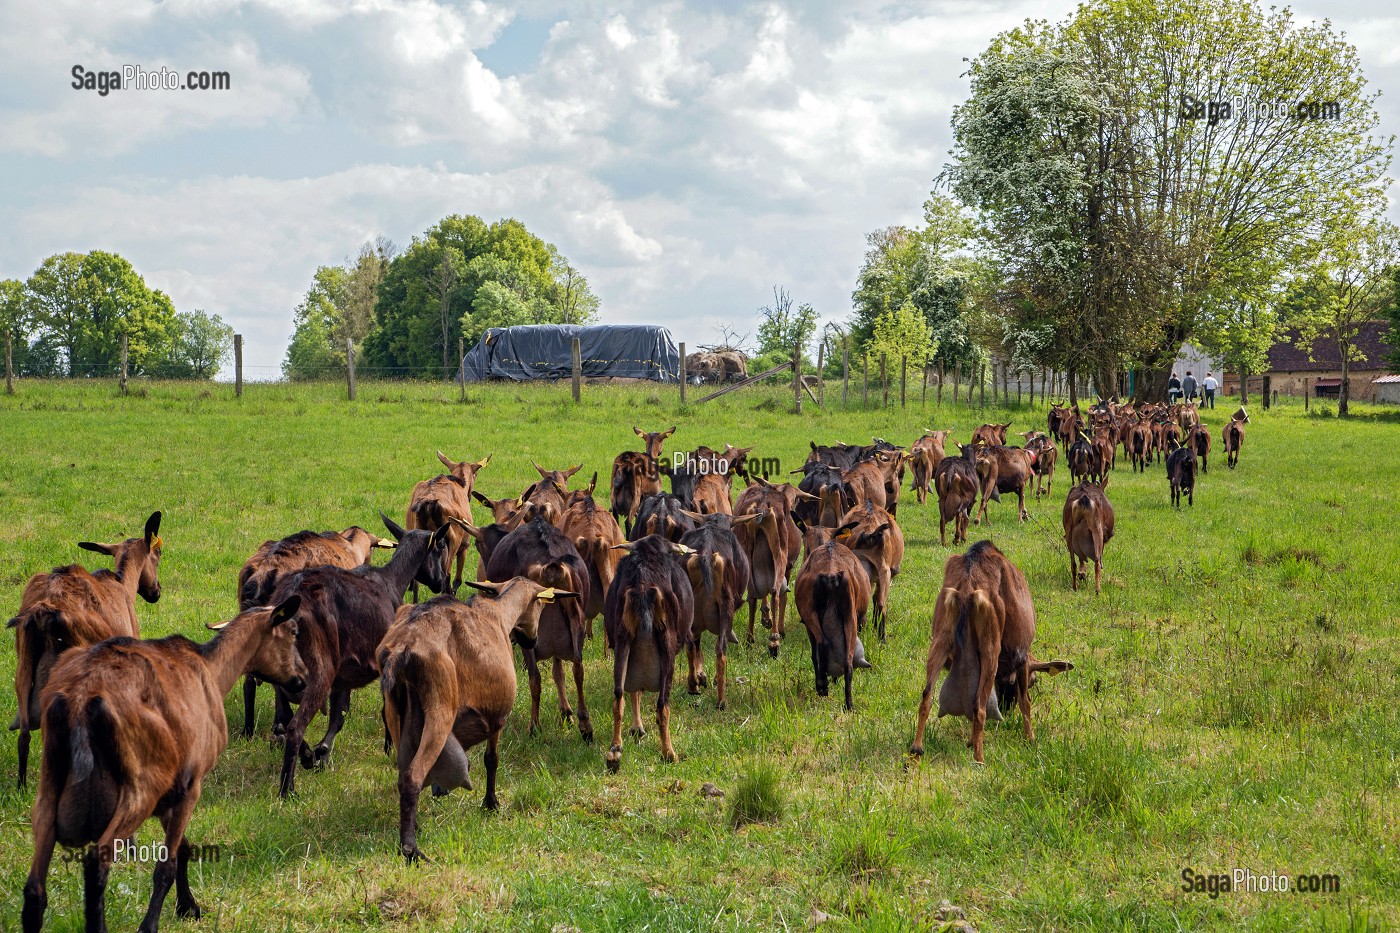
<box><xmin>586</xmin><ymin>471</ymin><xmax>598</xmax><ymax>495</ymax></box>
<box><xmin>679</xmin><ymin>508</ymin><xmax>706</xmax><ymax>521</ymax></box>
<box><xmin>464</xmin><ymin>580</ymin><xmax>502</xmax><ymax>596</ymax></box>
<box><xmin>611</xmin><ymin>542</ymin><xmax>637</xmax><ymax>552</ymax></box>
<box><xmin>662</xmin><ymin>426</ymin><xmax>676</xmax><ymax>438</ymax></box>
<box><xmin>373</xmin><ymin>537</ymin><xmax>397</xmax><ymax>549</ymax></box>
<box><xmin>471</xmin><ymin>491</ymin><xmax>493</xmax><ymax>507</ymax></box>
<box><xmin>144</xmin><ymin>511</ymin><xmax>163</xmax><ymax>546</ymax></box>
<box><xmin>532</xmin><ymin>460</ymin><xmax>548</xmax><ymax>478</ymax></box>
<box><xmin>564</xmin><ymin>463</ymin><xmax>583</xmax><ymax>479</ymax></box>
<box><xmin>78</xmin><ymin>541</ymin><xmax>119</xmax><ymax>555</ymax></box>
<box><xmin>792</xmin><ymin>489</ymin><xmax>818</xmax><ymax>501</ymax></box>
<box><xmin>437</xmin><ymin>450</ymin><xmax>459</xmax><ymax>470</ymax></box>
<box><xmin>427</xmin><ymin>525</ymin><xmax>451</xmax><ymax>549</ymax></box>
<box><xmin>633</xmin><ymin>425</ymin><xmax>644</xmax><ymax>436</ymax></box>
<box><xmin>476</xmin><ymin>454</ymin><xmax>492</xmax><ymax>468</ymax></box>
<box><xmin>670</xmin><ymin>542</ymin><xmax>695</xmax><ymax>555</ymax></box>
<box><xmin>268</xmin><ymin>595</ymin><xmax>302</xmax><ymax>628</ymax></box>
<box><xmin>380</xmin><ymin>511</ymin><xmax>406</xmax><ymax>541</ymax></box>
<box><xmin>729</xmin><ymin>512</ymin><xmax>761</xmax><ymax>526</ymax></box>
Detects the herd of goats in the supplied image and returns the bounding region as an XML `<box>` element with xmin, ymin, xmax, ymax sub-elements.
<box><xmin>8</xmin><ymin>397</ymin><xmax>1249</xmax><ymax>931</ymax></box>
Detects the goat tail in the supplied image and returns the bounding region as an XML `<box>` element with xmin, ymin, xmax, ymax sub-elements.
<box><xmin>621</xmin><ymin>586</ymin><xmax>659</xmax><ymax>637</ymax></box>
<box><xmin>379</xmin><ymin>647</ymin><xmax>419</xmax><ymax>755</ymax></box>
<box><xmin>813</xmin><ymin>572</ymin><xmax>849</xmax><ymax>628</ymax></box>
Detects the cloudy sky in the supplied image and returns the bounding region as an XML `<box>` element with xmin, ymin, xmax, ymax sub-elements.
<box><xmin>2</xmin><ymin>0</ymin><xmax>1397</xmax><ymax>375</ymax></box>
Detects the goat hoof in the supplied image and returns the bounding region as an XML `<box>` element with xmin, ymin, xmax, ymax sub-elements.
<box><xmin>176</xmin><ymin>899</ymin><xmax>202</xmax><ymax>920</ymax></box>
<box><xmin>561</xmin><ymin>709</ymin><xmax>574</xmax><ymax>724</ymax></box>
<box><xmin>580</xmin><ymin>726</ymin><xmax>594</xmax><ymax>744</ymax></box>
<box><xmin>482</xmin><ymin>795</ymin><xmax>500</xmax><ymax>812</ymax></box>
<box><xmin>768</xmin><ymin>644</ymin><xmax>779</xmax><ymax>659</ymax></box>
<box><xmin>661</xmin><ymin>750</ymin><xmax>678</xmax><ymax>764</ymax></box>
<box><xmin>628</xmin><ymin>726</ymin><xmax>646</xmax><ymax>740</ymax></box>
<box><xmin>716</xmin><ymin>700</ymin><xmax>727</xmax><ymax>711</ymax></box>
<box><xmin>606</xmin><ymin>747</ymin><xmax>622</xmax><ymax>773</ymax></box>
<box><xmin>402</xmin><ymin>845</ymin><xmax>428</xmax><ymax>865</ymax></box>
<box><xmin>687</xmin><ymin>684</ymin><xmax>701</xmax><ymax>696</ymax></box>
<box><xmin>311</xmin><ymin>745</ymin><xmax>331</xmax><ymax>769</ymax></box>
<box><xmin>697</xmin><ymin>673</ymin><xmax>709</xmax><ymax>688</ymax></box>
<box><xmin>907</xmin><ymin>744</ymin><xmax>924</xmax><ymax>759</ymax></box>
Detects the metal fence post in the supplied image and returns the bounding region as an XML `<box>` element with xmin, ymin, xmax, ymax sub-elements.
<box><xmin>678</xmin><ymin>342</ymin><xmax>686</xmax><ymax>403</ymax></box>
<box><xmin>572</xmin><ymin>338</ymin><xmax>582</xmax><ymax>403</ymax></box>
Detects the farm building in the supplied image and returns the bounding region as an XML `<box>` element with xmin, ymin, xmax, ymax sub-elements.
<box><xmin>1374</xmin><ymin>374</ymin><xmax>1400</xmax><ymax>405</ymax></box>
<box><xmin>1224</xmin><ymin>321</ymin><xmax>1396</xmax><ymax>401</ymax></box>
<box><xmin>460</xmin><ymin>324</ymin><xmax>680</xmax><ymax>383</ymax></box>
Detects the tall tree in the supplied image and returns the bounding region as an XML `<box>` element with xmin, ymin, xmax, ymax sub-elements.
<box><xmin>283</xmin><ymin>265</ymin><xmax>349</xmax><ymax>380</ymax></box>
<box><xmin>1382</xmin><ymin>267</ymin><xmax>1400</xmax><ymax>374</ymax></box>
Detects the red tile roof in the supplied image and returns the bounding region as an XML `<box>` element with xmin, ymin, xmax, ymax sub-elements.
<box><xmin>1266</xmin><ymin>321</ymin><xmax>1394</xmax><ymax>373</ymax></box>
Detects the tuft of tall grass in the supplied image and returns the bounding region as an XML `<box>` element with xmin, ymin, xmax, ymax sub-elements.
<box><xmin>727</xmin><ymin>762</ymin><xmax>785</xmax><ymax>828</ymax></box>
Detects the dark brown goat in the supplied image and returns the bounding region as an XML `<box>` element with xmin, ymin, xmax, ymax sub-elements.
<box><xmin>237</xmin><ymin>525</ymin><xmax>393</xmax><ymax>740</ymax></box>
<box><xmin>972</xmin><ymin>445</ymin><xmax>1037</xmax><ymax>525</ymax></box>
<box><xmin>934</xmin><ymin>443</ymin><xmax>980</xmax><ymax>546</ymax></box>
<box><xmin>1223</xmin><ymin>411</ymin><xmax>1247</xmax><ymax>469</ymax></box>
<box><xmin>910</xmin><ymin>430</ymin><xmax>952</xmax><ymax>504</ymax></box>
<box><xmin>1129</xmin><ymin>421</ymin><xmax>1152</xmax><ymax>473</ymax></box>
<box><xmin>679</xmin><ymin>513</ymin><xmax>754</xmax><ymax>709</ymax></box>
<box><xmin>1091</xmin><ymin>429</ymin><xmax>1115</xmax><ymax>483</ymax></box>
<box><xmin>630</xmin><ymin>493</ymin><xmax>697</xmax><ymax>542</ymax></box>
<box><xmin>1019</xmin><ymin>432</ymin><xmax>1058</xmax><ymax>500</ymax></box>
<box><xmin>559</xmin><ymin>492</ymin><xmax>624</xmax><ymax>633</ymax></box>
<box><xmin>1063</xmin><ymin>478</ymin><xmax>1114</xmax><ymax>594</ymax></box>
<box><xmin>794</xmin><ymin>532</ymin><xmax>872</xmax><ymax>711</ymax></box>
<box><xmin>603</xmin><ymin>535</ymin><xmax>695</xmax><ymax>772</ymax></box>
<box><xmin>910</xmin><ymin>541</ymin><xmax>1072</xmax><ymax>763</ymax></box>
<box><xmin>484</xmin><ymin>517</ymin><xmax>594</xmax><ymax>742</ymax></box>
<box><xmin>1067</xmin><ymin>433</ymin><xmax>1096</xmax><ymax>485</ymax></box>
<box><xmin>22</xmin><ymin>596</ymin><xmax>306</xmax><ymax>933</ymax></box>
<box><xmin>733</xmin><ymin>478</ymin><xmax>809</xmax><ymax>656</ymax></box>
<box><xmin>793</xmin><ymin>461</ymin><xmax>848</xmax><ymax>527</ymax></box>
<box><xmin>1166</xmin><ymin>440</ymin><xmax>1197</xmax><ymax>508</ymax></box>
<box><xmin>610</xmin><ymin>427</ymin><xmax>674</xmax><ymax>536</ymax></box>
<box><xmin>268</xmin><ymin>514</ymin><xmax>453</xmax><ymax>797</ymax></box>
<box><xmin>379</xmin><ymin>578</ymin><xmax>567</xmax><ymax>862</ymax></box>
<box><xmin>405</xmin><ymin>451</ymin><xmax>491</xmax><ymax>598</ymax></box>
<box><xmin>9</xmin><ymin>511</ymin><xmax>163</xmax><ymax>789</ymax></box>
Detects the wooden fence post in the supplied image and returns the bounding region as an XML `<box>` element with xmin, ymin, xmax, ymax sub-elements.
<box><xmin>900</xmin><ymin>356</ymin><xmax>907</xmax><ymax>407</ymax></box>
<box><xmin>862</xmin><ymin>352</ymin><xmax>869</xmax><ymax>408</ymax></box>
<box><xmin>5</xmin><ymin>329</ymin><xmax>13</xmax><ymax>395</ymax></box>
<box><xmin>678</xmin><ymin>342</ymin><xmax>686</xmax><ymax>404</ymax></box>
<box><xmin>979</xmin><ymin>364</ymin><xmax>986</xmax><ymax>407</ymax></box>
<box><xmin>1304</xmin><ymin>379</ymin><xmax>1309</xmax><ymax>411</ymax></box>
<box><xmin>991</xmin><ymin>361</ymin><xmax>998</xmax><ymax>405</ymax></box>
<box><xmin>459</xmin><ymin>337</ymin><xmax>466</xmax><ymax>402</ymax></box>
<box><xmin>952</xmin><ymin>364</ymin><xmax>959</xmax><ymax>405</ymax></box>
<box><xmin>119</xmin><ymin>334</ymin><xmax>128</xmax><ymax>395</ymax></box>
<box><xmin>572</xmin><ymin>337</ymin><xmax>582</xmax><ymax>403</ymax></box>
<box><xmin>234</xmin><ymin>334</ymin><xmax>243</xmax><ymax>398</ymax></box>
<box><xmin>346</xmin><ymin>338</ymin><xmax>356</xmax><ymax>401</ymax></box>
<box><xmin>793</xmin><ymin>341</ymin><xmax>802</xmax><ymax>414</ymax></box>
<box><xmin>816</xmin><ymin>340</ymin><xmax>825</xmax><ymax>407</ymax></box>
<box><xmin>938</xmin><ymin>361</ymin><xmax>944</xmax><ymax>406</ymax></box>
<box><xmin>880</xmin><ymin>353</ymin><xmax>888</xmax><ymax>407</ymax></box>
<box><xmin>921</xmin><ymin>365</ymin><xmax>928</xmax><ymax>406</ymax></box>
<box><xmin>841</xmin><ymin>342</ymin><xmax>849</xmax><ymax>408</ymax></box>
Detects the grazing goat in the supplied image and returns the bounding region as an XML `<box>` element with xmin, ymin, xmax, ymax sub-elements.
<box><xmin>910</xmin><ymin>430</ymin><xmax>952</xmax><ymax>504</ymax></box>
<box><xmin>237</xmin><ymin>525</ymin><xmax>393</xmax><ymax>740</ymax></box>
<box><xmin>910</xmin><ymin>541</ymin><xmax>1072</xmax><ymax>763</ymax></box>
<box><xmin>806</xmin><ymin>441</ymin><xmax>868</xmax><ymax>470</ymax></box>
<box><xmin>379</xmin><ymin>578</ymin><xmax>569</xmax><ymax>862</ymax></box>
<box><xmin>603</xmin><ymin>535</ymin><xmax>695</xmax><ymax>772</ymax></box>
<box><xmin>794</xmin><ymin>531</ymin><xmax>872</xmax><ymax>711</ymax></box>
<box><xmin>484</xmin><ymin>517</ymin><xmax>593</xmax><ymax>742</ymax></box>
<box><xmin>733</xmin><ymin>477</ymin><xmax>809</xmax><ymax>656</ymax></box>
<box><xmin>972</xmin><ymin>445</ymin><xmax>1038</xmax><ymax>525</ymax></box>
<box><xmin>1188</xmin><ymin>423</ymin><xmax>1212</xmax><ymax>474</ymax></box>
<box><xmin>1166</xmin><ymin>439</ymin><xmax>1197</xmax><ymax>508</ymax></box>
<box><xmin>840</xmin><ymin>500</ymin><xmax>904</xmax><ymax>642</ymax></box>
<box><xmin>971</xmin><ymin>422</ymin><xmax>1012</xmax><ymax>447</ymax></box>
<box><xmin>269</xmin><ymin>514</ymin><xmax>453</xmax><ymax>797</ymax></box>
<box><xmin>1063</xmin><ymin>478</ymin><xmax>1115</xmax><ymax>594</ymax></box>
<box><xmin>9</xmin><ymin>511</ymin><xmax>163</xmax><ymax>789</ymax></box>
<box><xmin>840</xmin><ymin>458</ymin><xmax>889</xmax><ymax>514</ymax></box>
<box><xmin>406</xmin><ymin>451</ymin><xmax>491</xmax><ymax>598</ymax></box>
<box><xmin>22</xmin><ymin>596</ymin><xmax>307</xmax><ymax>933</ymax></box>
<box><xmin>934</xmin><ymin>443</ymin><xmax>980</xmax><ymax>546</ymax></box>
<box><xmin>1223</xmin><ymin>411</ymin><xmax>1247</xmax><ymax>469</ymax></box>
<box><xmin>678</xmin><ymin>513</ymin><xmax>754</xmax><ymax>709</ymax></box>
<box><xmin>1129</xmin><ymin>421</ymin><xmax>1152</xmax><ymax>473</ymax></box>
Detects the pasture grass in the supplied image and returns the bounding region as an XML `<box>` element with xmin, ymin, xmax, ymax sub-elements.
<box><xmin>0</xmin><ymin>378</ymin><xmax>1397</xmax><ymax>931</ymax></box>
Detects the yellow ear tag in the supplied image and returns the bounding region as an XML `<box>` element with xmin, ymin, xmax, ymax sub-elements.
<box><xmin>152</xmin><ymin>535</ymin><xmax>164</xmax><ymax>551</ymax></box>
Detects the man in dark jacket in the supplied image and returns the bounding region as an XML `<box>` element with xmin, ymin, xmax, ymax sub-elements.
<box><xmin>1182</xmin><ymin>370</ymin><xmax>1198</xmax><ymax>403</ymax></box>
<box><xmin>1168</xmin><ymin>372</ymin><xmax>1182</xmax><ymax>404</ymax></box>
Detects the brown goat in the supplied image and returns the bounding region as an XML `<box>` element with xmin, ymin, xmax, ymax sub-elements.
<box><xmin>910</xmin><ymin>541</ymin><xmax>1072</xmax><ymax>763</ymax></box>
<box><xmin>733</xmin><ymin>478</ymin><xmax>809</xmax><ymax>656</ymax></box>
<box><xmin>910</xmin><ymin>430</ymin><xmax>951</xmax><ymax>504</ymax></box>
<box><xmin>1129</xmin><ymin>421</ymin><xmax>1152</xmax><ymax>473</ymax></box>
<box><xmin>1063</xmin><ymin>478</ymin><xmax>1115</xmax><ymax>594</ymax></box>
<box><xmin>610</xmin><ymin>426</ymin><xmax>674</xmax><ymax>535</ymax></box>
<box><xmin>378</xmin><ymin>579</ymin><xmax>568</xmax><ymax>862</ymax></box>
<box><xmin>840</xmin><ymin>459</ymin><xmax>888</xmax><ymax>513</ymax></box>
<box><xmin>972</xmin><ymin>445</ymin><xmax>1038</xmax><ymax>525</ymax></box>
<box><xmin>22</xmin><ymin>596</ymin><xmax>307</xmax><ymax>933</ymax></box>
<box><xmin>794</xmin><ymin>532</ymin><xmax>872</xmax><ymax>711</ymax></box>
<box><xmin>1223</xmin><ymin>412</ymin><xmax>1247</xmax><ymax>469</ymax></box>
<box><xmin>406</xmin><ymin>451</ymin><xmax>491</xmax><ymax>598</ymax></box>
<box><xmin>1020</xmin><ymin>432</ymin><xmax>1058</xmax><ymax>500</ymax></box>
<box><xmin>840</xmin><ymin>500</ymin><xmax>904</xmax><ymax>642</ymax></box>
<box><xmin>1188</xmin><ymin>423</ymin><xmax>1212</xmax><ymax>474</ymax></box>
<box><xmin>236</xmin><ymin>526</ymin><xmax>393</xmax><ymax>740</ymax></box>
<box><xmin>9</xmin><ymin>511</ymin><xmax>163</xmax><ymax>789</ymax></box>
<box><xmin>679</xmin><ymin>513</ymin><xmax>755</xmax><ymax>709</ymax></box>
<box><xmin>692</xmin><ymin>471</ymin><xmax>735</xmax><ymax>515</ymax></box>
<box><xmin>971</xmin><ymin>422</ymin><xmax>1011</xmax><ymax>447</ymax></box>
<box><xmin>934</xmin><ymin>443</ymin><xmax>980</xmax><ymax>546</ymax></box>
<box><xmin>603</xmin><ymin>535</ymin><xmax>696</xmax><ymax>772</ymax></box>
<box><xmin>559</xmin><ymin>492</ymin><xmax>624</xmax><ymax>634</ymax></box>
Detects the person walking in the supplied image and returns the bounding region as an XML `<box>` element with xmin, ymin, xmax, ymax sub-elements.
<box><xmin>1203</xmin><ymin>371</ymin><xmax>1218</xmax><ymax>409</ymax></box>
<box><xmin>1168</xmin><ymin>371</ymin><xmax>1182</xmax><ymax>404</ymax></box>
<box><xmin>1182</xmin><ymin>370</ymin><xmax>1198</xmax><ymax>404</ymax></box>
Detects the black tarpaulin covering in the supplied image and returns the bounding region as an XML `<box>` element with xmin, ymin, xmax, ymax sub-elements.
<box><xmin>460</xmin><ymin>324</ymin><xmax>679</xmax><ymax>382</ymax></box>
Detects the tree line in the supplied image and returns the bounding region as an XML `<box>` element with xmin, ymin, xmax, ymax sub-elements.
<box><xmin>767</xmin><ymin>0</ymin><xmax>1399</xmax><ymax>415</ymax></box>
<box><xmin>1</xmin><ymin>252</ymin><xmax>233</xmax><ymax>379</ymax></box>
<box><xmin>284</xmin><ymin>215</ymin><xmax>599</xmax><ymax>380</ymax></box>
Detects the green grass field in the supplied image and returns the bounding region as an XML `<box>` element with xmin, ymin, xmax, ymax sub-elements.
<box><xmin>1</xmin><ymin>379</ymin><xmax>1397</xmax><ymax>932</ymax></box>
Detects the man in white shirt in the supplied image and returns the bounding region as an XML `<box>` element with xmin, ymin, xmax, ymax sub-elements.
<box><xmin>1203</xmin><ymin>372</ymin><xmax>1218</xmax><ymax>408</ymax></box>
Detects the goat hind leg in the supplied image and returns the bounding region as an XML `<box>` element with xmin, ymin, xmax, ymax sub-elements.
<box><xmin>550</xmin><ymin>658</ymin><xmax>574</xmax><ymax>725</ymax></box>
<box><xmin>308</xmin><ymin>688</ymin><xmax>352</xmax><ymax>767</ymax></box>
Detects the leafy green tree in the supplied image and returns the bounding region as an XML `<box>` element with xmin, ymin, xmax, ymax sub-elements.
<box><xmin>284</xmin><ymin>265</ymin><xmax>349</xmax><ymax>380</ymax></box>
<box><xmin>1383</xmin><ymin>267</ymin><xmax>1400</xmax><ymax>373</ymax></box>
<box><xmin>152</xmin><ymin>309</ymin><xmax>233</xmax><ymax>379</ymax></box>
<box><xmin>867</xmin><ymin>301</ymin><xmax>934</xmax><ymax>374</ymax></box>
<box><xmin>0</xmin><ymin>278</ymin><xmax>39</xmax><ymax>375</ymax></box>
